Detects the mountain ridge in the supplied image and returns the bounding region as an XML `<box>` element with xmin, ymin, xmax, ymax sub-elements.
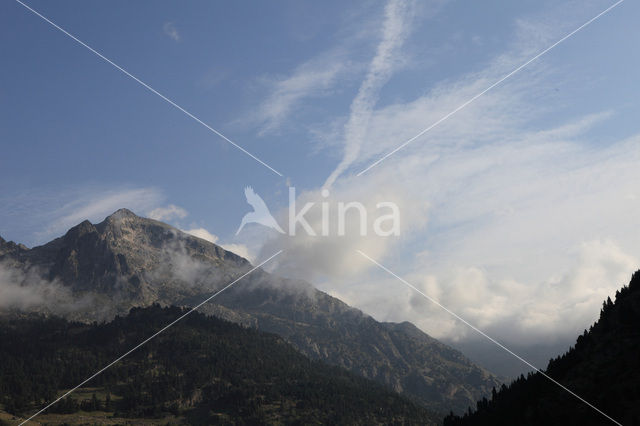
<box><xmin>0</xmin><ymin>209</ymin><xmax>501</xmax><ymax>414</ymax></box>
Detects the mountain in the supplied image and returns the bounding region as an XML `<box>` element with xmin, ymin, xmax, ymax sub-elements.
<box><xmin>0</xmin><ymin>236</ymin><xmax>27</xmax><ymax>257</ymax></box>
<box><xmin>0</xmin><ymin>209</ymin><xmax>500</xmax><ymax>414</ymax></box>
<box><xmin>443</xmin><ymin>271</ymin><xmax>640</xmax><ymax>426</ymax></box>
<box><xmin>0</xmin><ymin>305</ymin><xmax>439</xmax><ymax>425</ymax></box>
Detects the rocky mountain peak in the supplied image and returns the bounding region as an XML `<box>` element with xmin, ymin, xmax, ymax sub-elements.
<box><xmin>95</xmin><ymin>208</ymin><xmax>146</xmax><ymax>236</ymax></box>
<box><xmin>63</xmin><ymin>219</ymin><xmax>98</xmax><ymax>240</ymax></box>
<box><xmin>109</xmin><ymin>207</ymin><xmax>138</xmax><ymax>218</ymax></box>
<box><xmin>6</xmin><ymin>209</ymin><xmax>250</xmax><ymax>301</ymax></box>
<box><xmin>0</xmin><ymin>235</ymin><xmax>28</xmax><ymax>256</ymax></box>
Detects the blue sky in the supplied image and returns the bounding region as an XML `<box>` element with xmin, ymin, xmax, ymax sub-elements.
<box><xmin>1</xmin><ymin>0</ymin><xmax>639</xmax><ymax>374</ymax></box>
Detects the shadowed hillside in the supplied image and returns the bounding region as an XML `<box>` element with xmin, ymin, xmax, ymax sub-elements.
<box><xmin>444</xmin><ymin>271</ymin><xmax>640</xmax><ymax>425</ymax></box>
<box><xmin>0</xmin><ymin>305</ymin><xmax>439</xmax><ymax>425</ymax></box>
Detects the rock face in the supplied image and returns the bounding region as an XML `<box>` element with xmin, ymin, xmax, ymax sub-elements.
<box><xmin>0</xmin><ymin>209</ymin><xmax>501</xmax><ymax>414</ymax></box>
<box><xmin>0</xmin><ymin>236</ymin><xmax>27</xmax><ymax>257</ymax></box>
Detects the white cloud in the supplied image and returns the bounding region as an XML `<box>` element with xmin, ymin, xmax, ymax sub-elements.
<box><xmin>184</xmin><ymin>228</ymin><xmax>254</xmax><ymax>262</ymax></box>
<box><xmin>402</xmin><ymin>239</ymin><xmax>638</xmax><ymax>344</ymax></box>
<box><xmin>257</xmin><ymin>2</ymin><xmax>640</xmax><ymax>355</ymax></box>
<box><xmin>260</xmin><ymin>175</ymin><xmax>428</xmax><ymax>281</ymax></box>
<box><xmin>326</xmin><ymin>114</ymin><xmax>640</xmax><ymax>347</ymax></box>
<box><xmin>219</xmin><ymin>243</ymin><xmax>253</xmax><ymax>262</ymax></box>
<box><xmin>324</xmin><ymin>0</ymin><xmax>415</xmax><ymax>188</ymax></box>
<box><xmin>184</xmin><ymin>227</ymin><xmax>218</xmax><ymax>243</ymax></box>
<box><xmin>255</xmin><ymin>53</ymin><xmax>349</xmax><ymax>134</ymax></box>
<box><xmin>149</xmin><ymin>204</ymin><xmax>189</xmax><ymax>222</ymax></box>
<box><xmin>163</xmin><ymin>22</ymin><xmax>180</xmax><ymax>41</ymax></box>
<box><xmin>0</xmin><ymin>262</ymin><xmax>93</xmax><ymax>313</ymax></box>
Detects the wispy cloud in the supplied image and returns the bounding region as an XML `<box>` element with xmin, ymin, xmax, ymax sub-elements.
<box><xmin>163</xmin><ymin>22</ymin><xmax>181</xmax><ymax>41</ymax></box>
<box><xmin>0</xmin><ymin>261</ymin><xmax>94</xmax><ymax>313</ymax></box>
<box><xmin>184</xmin><ymin>227</ymin><xmax>218</xmax><ymax>243</ymax></box>
<box><xmin>254</xmin><ymin>52</ymin><xmax>349</xmax><ymax>134</ymax></box>
<box><xmin>198</xmin><ymin>67</ymin><xmax>229</xmax><ymax>90</ymax></box>
<box><xmin>149</xmin><ymin>204</ymin><xmax>188</xmax><ymax>222</ymax></box>
<box><xmin>324</xmin><ymin>0</ymin><xmax>415</xmax><ymax>188</ymax></box>
<box><xmin>249</xmin><ymin>0</ymin><xmax>438</xmax><ymax>139</ymax></box>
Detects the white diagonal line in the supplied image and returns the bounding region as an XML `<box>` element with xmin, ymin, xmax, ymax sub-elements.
<box><xmin>356</xmin><ymin>249</ymin><xmax>622</xmax><ymax>426</ymax></box>
<box><xmin>18</xmin><ymin>250</ymin><xmax>283</xmax><ymax>425</ymax></box>
<box><xmin>357</xmin><ymin>0</ymin><xmax>624</xmax><ymax>177</ymax></box>
<box><xmin>14</xmin><ymin>0</ymin><xmax>283</xmax><ymax>177</ymax></box>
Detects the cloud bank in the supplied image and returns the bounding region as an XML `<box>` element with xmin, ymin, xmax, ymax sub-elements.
<box><xmin>253</xmin><ymin>0</ymin><xmax>640</xmax><ymax>359</ymax></box>
<box><xmin>0</xmin><ymin>262</ymin><xmax>93</xmax><ymax>313</ymax></box>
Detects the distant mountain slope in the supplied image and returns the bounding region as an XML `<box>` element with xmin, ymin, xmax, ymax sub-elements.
<box><xmin>0</xmin><ymin>209</ymin><xmax>500</xmax><ymax>414</ymax></box>
<box><xmin>210</xmin><ymin>286</ymin><xmax>498</xmax><ymax>414</ymax></box>
<box><xmin>443</xmin><ymin>271</ymin><xmax>640</xmax><ymax>426</ymax></box>
<box><xmin>0</xmin><ymin>305</ymin><xmax>439</xmax><ymax>425</ymax></box>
